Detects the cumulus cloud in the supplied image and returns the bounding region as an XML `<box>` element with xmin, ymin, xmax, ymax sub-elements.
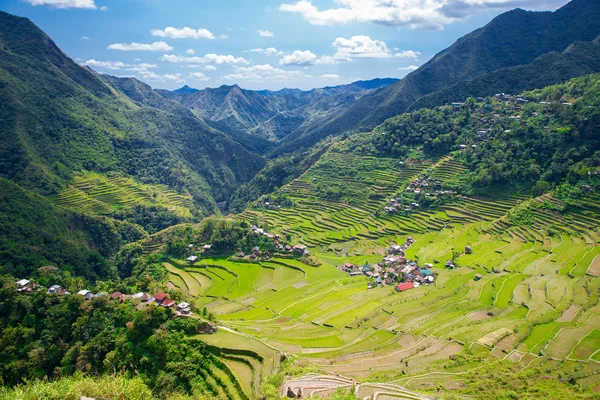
<box><xmin>279</xmin><ymin>50</ymin><xmax>317</xmax><ymax>66</ymax></box>
<box><xmin>223</xmin><ymin>64</ymin><xmax>311</xmax><ymax>82</ymax></box>
<box><xmin>258</xmin><ymin>30</ymin><xmax>274</xmax><ymax>37</ymax></box>
<box><xmin>151</xmin><ymin>27</ymin><xmax>216</xmax><ymax>39</ymax></box>
<box><xmin>189</xmin><ymin>72</ymin><xmax>210</xmax><ymax>81</ymax></box>
<box><xmin>186</xmin><ymin>49</ymin><xmax>195</xmax><ymax>55</ymax></box>
<box><xmin>24</xmin><ymin>0</ymin><xmax>96</xmax><ymax>8</ymax></box>
<box><xmin>107</xmin><ymin>41</ymin><xmax>173</xmax><ymax>51</ymax></box>
<box><xmin>160</xmin><ymin>54</ymin><xmax>249</xmax><ymax>65</ymax></box>
<box><xmin>395</xmin><ymin>50</ymin><xmax>421</xmax><ymax>59</ymax></box>
<box><xmin>203</xmin><ymin>65</ymin><xmax>217</xmax><ymax>71</ymax></box>
<box><xmin>247</xmin><ymin>48</ymin><xmax>285</xmax><ymax>56</ymax></box>
<box><xmin>332</xmin><ymin>35</ymin><xmax>391</xmax><ymax>61</ymax></box>
<box><xmin>81</xmin><ymin>36</ymin><xmax>90</xmax><ymax>40</ymax></box>
<box><xmin>82</xmin><ymin>59</ymin><xmax>158</xmax><ymax>73</ymax></box>
<box><xmin>398</xmin><ymin>65</ymin><xmax>419</xmax><ymax>71</ymax></box>
<box><xmin>320</xmin><ymin>74</ymin><xmax>342</xmax><ymax>80</ymax></box>
<box><xmin>280</xmin><ymin>0</ymin><xmax>569</xmax><ymax>30</ymax></box>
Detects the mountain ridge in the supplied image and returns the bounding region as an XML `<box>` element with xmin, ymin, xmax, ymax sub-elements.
<box><xmin>274</xmin><ymin>0</ymin><xmax>600</xmax><ymax>153</ymax></box>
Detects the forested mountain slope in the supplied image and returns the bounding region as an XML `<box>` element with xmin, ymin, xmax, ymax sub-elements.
<box><xmin>0</xmin><ymin>11</ymin><xmax>265</xmax><ymax>214</ymax></box>
<box><xmin>156</xmin><ymin>79</ymin><xmax>398</xmax><ymax>148</ymax></box>
<box><xmin>276</xmin><ymin>0</ymin><xmax>600</xmax><ymax>153</ymax></box>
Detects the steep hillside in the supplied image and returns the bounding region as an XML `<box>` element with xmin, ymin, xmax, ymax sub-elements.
<box><xmin>157</xmin><ymin>79</ymin><xmax>398</xmax><ymax>146</ymax></box>
<box><xmin>0</xmin><ymin>178</ymin><xmax>145</xmax><ymax>280</ymax></box>
<box><xmin>276</xmin><ymin>0</ymin><xmax>600</xmax><ymax>153</ymax></box>
<box><xmin>0</xmin><ymin>11</ymin><xmax>265</xmax><ymax>215</ymax></box>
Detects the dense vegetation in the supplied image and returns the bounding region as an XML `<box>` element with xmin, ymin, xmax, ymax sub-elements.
<box><xmin>274</xmin><ymin>0</ymin><xmax>600</xmax><ymax>153</ymax></box>
<box><xmin>0</xmin><ymin>276</ymin><xmax>224</xmax><ymax>399</ymax></box>
<box><xmin>340</xmin><ymin>73</ymin><xmax>600</xmax><ymax>196</ymax></box>
<box><xmin>0</xmin><ymin>178</ymin><xmax>145</xmax><ymax>281</ymax></box>
<box><xmin>0</xmin><ymin>11</ymin><xmax>264</xmax><ymax>215</ymax></box>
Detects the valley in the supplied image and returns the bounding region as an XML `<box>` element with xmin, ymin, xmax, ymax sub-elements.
<box><xmin>2</xmin><ymin>1</ymin><xmax>600</xmax><ymax>399</ymax></box>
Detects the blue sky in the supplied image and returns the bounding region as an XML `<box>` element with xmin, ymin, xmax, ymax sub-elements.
<box><xmin>0</xmin><ymin>0</ymin><xmax>570</xmax><ymax>90</ymax></box>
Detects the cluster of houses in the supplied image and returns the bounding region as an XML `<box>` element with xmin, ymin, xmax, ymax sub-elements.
<box><xmin>384</xmin><ymin>175</ymin><xmax>457</xmax><ymax>214</ymax></box>
<box><xmin>186</xmin><ymin>244</ymin><xmax>213</xmax><ymax>263</ymax></box>
<box><xmin>14</xmin><ymin>280</ymin><xmax>192</xmax><ymax>316</ymax></box>
<box><xmin>256</xmin><ymin>201</ymin><xmax>282</xmax><ymax>210</ymax></box>
<box><xmin>230</xmin><ymin>225</ymin><xmax>309</xmax><ymax>260</ymax></box>
<box><xmin>339</xmin><ymin>237</ymin><xmax>437</xmax><ymax>291</ymax></box>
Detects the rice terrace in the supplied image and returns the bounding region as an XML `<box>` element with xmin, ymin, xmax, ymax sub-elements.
<box><xmin>152</xmin><ymin>141</ymin><xmax>600</xmax><ymax>398</ymax></box>
<box><xmin>4</xmin><ymin>1</ymin><xmax>600</xmax><ymax>399</ymax></box>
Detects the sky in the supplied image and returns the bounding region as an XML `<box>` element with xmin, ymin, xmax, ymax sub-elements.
<box><xmin>0</xmin><ymin>0</ymin><xmax>571</xmax><ymax>91</ymax></box>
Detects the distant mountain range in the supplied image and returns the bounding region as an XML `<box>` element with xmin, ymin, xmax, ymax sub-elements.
<box><xmin>273</xmin><ymin>0</ymin><xmax>600</xmax><ymax>153</ymax></box>
<box><xmin>155</xmin><ymin>78</ymin><xmax>398</xmax><ymax>152</ymax></box>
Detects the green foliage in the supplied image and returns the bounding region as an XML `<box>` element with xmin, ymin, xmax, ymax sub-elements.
<box><xmin>0</xmin><ymin>372</ymin><xmax>154</xmax><ymax>400</ymax></box>
<box><xmin>0</xmin><ymin>178</ymin><xmax>145</xmax><ymax>281</ymax></box>
<box><xmin>0</xmin><ymin>277</ymin><xmax>224</xmax><ymax>398</ymax></box>
<box><xmin>163</xmin><ymin>218</ymin><xmax>280</xmax><ymax>257</ymax></box>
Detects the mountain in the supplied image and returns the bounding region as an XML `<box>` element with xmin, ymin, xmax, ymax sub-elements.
<box><xmin>172</xmin><ymin>84</ymin><xmax>199</xmax><ymax>94</ymax></box>
<box><xmin>275</xmin><ymin>0</ymin><xmax>600</xmax><ymax>153</ymax></box>
<box><xmin>0</xmin><ymin>11</ymin><xmax>265</xmax><ymax>213</ymax></box>
<box><xmin>156</xmin><ymin>78</ymin><xmax>399</xmax><ymax>147</ymax></box>
<box><xmin>0</xmin><ymin>11</ymin><xmax>266</xmax><ymax>277</ymax></box>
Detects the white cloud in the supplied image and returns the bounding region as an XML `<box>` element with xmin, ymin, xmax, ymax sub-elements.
<box><xmin>186</xmin><ymin>49</ymin><xmax>195</xmax><ymax>55</ymax></box>
<box><xmin>82</xmin><ymin>59</ymin><xmax>158</xmax><ymax>73</ymax></box>
<box><xmin>332</xmin><ymin>35</ymin><xmax>391</xmax><ymax>61</ymax></box>
<box><xmin>137</xmin><ymin>72</ymin><xmax>185</xmax><ymax>84</ymax></box>
<box><xmin>279</xmin><ymin>50</ymin><xmax>317</xmax><ymax>66</ymax></box>
<box><xmin>24</xmin><ymin>0</ymin><xmax>96</xmax><ymax>8</ymax></box>
<box><xmin>203</xmin><ymin>65</ymin><xmax>217</xmax><ymax>71</ymax></box>
<box><xmin>219</xmin><ymin>34</ymin><xmax>230</xmax><ymax>40</ymax></box>
<box><xmin>315</xmin><ymin>55</ymin><xmax>337</xmax><ymax>65</ymax></box>
<box><xmin>320</xmin><ymin>74</ymin><xmax>341</xmax><ymax>80</ymax></box>
<box><xmin>83</xmin><ymin>59</ymin><xmax>130</xmax><ymax>70</ymax></box>
<box><xmin>223</xmin><ymin>64</ymin><xmax>311</xmax><ymax>82</ymax></box>
<box><xmin>247</xmin><ymin>47</ymin><xmax>285</xmax><ymax>56</ymax></box>
<box><xmin>107</xmin><ymin>42</ymin><xmax>173</xmax><ymax>52</ymax></box>
<box><xmin>399</xmin><ymin>65</ymin><xmax>419</xmax><ymax>71</ymax></box>
<box><xmin>161</xmin><ymin>54</ymin><xmax>249</xmax><ymax>65</ymax></box>
<box><xmin>151</xmin><ymin>27</ymin><xmax>216</xmax><ymax>39</ymax></box>
<box><xmin>280</xmin><ymin>0</ymin><xmax>569</xmax><ymax>30</ymax></box>
<box><xmin>81</xmin><ymin>36</ymin><xmax>90</xmax><ymax>40</ymax></box>
<box><xmin>395</xmin><ymin>50</ymin><xmax>421</xmax><ymax>59</ymax></box>
<box><xmin>189</xmin><ymin>72</ymin><xmax>210</xmax><ymax>81</ymax></box>
<box><xmin>258</xmin><ymin>30</ymin><xmax>274</xmax><ymax>37</ymax></box>
<box><xmin>99</xmin><ymin>5</ymin><xmax>107</xmax><ymax>11</ymax></box>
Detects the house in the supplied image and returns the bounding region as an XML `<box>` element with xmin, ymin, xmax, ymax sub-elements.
<box><xmin>153</xmin><ymin>292</ymin><xmax>170</xmax><ymax>305</ymax></box>
<box><xmin>445</xmin><ymin>261</ymin><xmax>455</xmax><ymax>269</ymax></box>
<box><xmin>177</xmin><ymin>302</ymin><xmax>191</xmax><ymax>314</ymax></box>
<box><xmin>48</xmin><ymin>285</ymin><xmax>62</xmax><ymax>294</ymax></box>
<box><xmin>420</xmin><ymin>269</ymin><xmax>433</xmax><ymax>277</ymax></box>
<box><xmin>236</xmin><ymin>251</ymin><xmax>245</xmax><ymax>258</ymax></box>
<box><xmin>77</xmin><ymin>290</ymin><xmax>94</xmax><ymax>300</ymax></box>
<box><xmin>203</xmin><ymin>245</ymin><xmax>212</xmax><ymax>254</ymax></box>
<box><xmin>187</xmin><ymin>255</ymin><xmax>198</xmax><ymax>264</ymax></box>
<box><xmin>110</xmin><ymin>291</ymin><xmax>125</xmax><ymax>301</ymax></box>
<box><xmin>293</xmin><ymin>244</ymin><xmax>306</xmax><ymax>255</ymax></box>
<box><xmin>474</xmin><ymin>274</ymin><xmax>483</xmax><ymax>281</ymax></box>
<box><xmin>389</xmin><ymin>245</ymin><xmax>404</xmax><ymax>255</ymax></box>
<box><xmin>395</xmin><ymin>282</ymin><xmax>415</xmax><ymax>292</ymax></box>
<box><xmin>15</xmin><ymin>279</ymin><xmax>37</xmax><ymax>293</ymax></box>
<box><xmin>465</xmin><ymin>246</ymin><xmax>473</xmax><ymax>254</ymax></box>
<box><xmin>161</xmin><ymin>298</ymin><xmax>176</xmax><ymax>308</ymax></box>
<box><xmin>252</xmin><ymin>246</ymin><xmax>260</xmax><ymax>253</ymax></box>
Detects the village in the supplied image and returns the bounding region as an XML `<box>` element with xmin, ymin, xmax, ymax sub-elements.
<box><xmin>13</xmin><ymin>279</ymin><xmax>193</xmax><ymax>316</ymax></box>
<box><xmin>338</xmin><ymin>238</ymin><xmax>478</xmax><ymax>292</ymax></box>
<box><xmin>384</xmin><ymin>175</ymin><xmax>457</xmax><ymax>215</ymax></box>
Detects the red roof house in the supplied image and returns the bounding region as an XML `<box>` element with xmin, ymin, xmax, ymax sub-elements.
<box><xmin>161</xmin><ymin>298</ymin><xmax>176</xmax><ymax>308</ymax></box>
<box><xmin>110</xmin><ymin>291</ymin><xmax>124</xmax><ymax>300</ymax></box>
<box><xmin>395</xmin><ymin>282</ymin><xmax>415</xmax><ymax>292</ymax></box>
<box><xmin>153</xmin><ymin>292</ymin><xmax>170</xmax><ymax>304</ymax></box>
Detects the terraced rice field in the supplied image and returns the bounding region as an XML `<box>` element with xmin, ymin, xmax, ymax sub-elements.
<box><xmin>170</xmin><ymin>151</ymin><xmax>600</xmax><ymax>395</ymax></box>
<box><xmin>47</xmin><ymin>172</ymin><xmax>194</xmax><ymax>217</ymax></box>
